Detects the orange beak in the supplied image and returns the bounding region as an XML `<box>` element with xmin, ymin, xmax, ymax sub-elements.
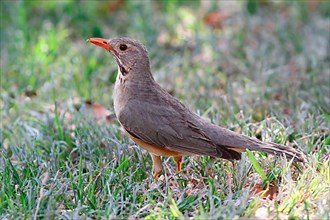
<box><xmin>87</xmin><ymin>38</ymin><xmax>112</xmax><ymax>51</ymax></box>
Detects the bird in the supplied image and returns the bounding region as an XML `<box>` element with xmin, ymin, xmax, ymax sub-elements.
<box><xmin>87</xmin><ymin>37</ymin><xmax>306</xmax><ymax>179</ymax></box>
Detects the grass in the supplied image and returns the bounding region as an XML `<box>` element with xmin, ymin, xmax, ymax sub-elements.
<box><xmin>1</xmin><ymin>0</ymin><xmax>329</xmax><ymax>219</ymax></box>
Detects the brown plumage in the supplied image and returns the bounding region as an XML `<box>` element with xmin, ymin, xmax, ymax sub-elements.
<box><xmin>88</xmin><ymin>37</ymin><xmax>306</xmax><ymax>178</ymax></box>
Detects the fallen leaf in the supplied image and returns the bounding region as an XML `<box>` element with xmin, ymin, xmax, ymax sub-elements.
<box><xmin>24</xmin><ymin>89</ymin><xmax>37</xmax><ymax>97</ymax></box>
<box><xmin>99</xmin><ymin>0</ymin><xmax>126</xmax><ymax>13</ymax></box>
<box><xmin>252</xmin><ymin>183</ymin><xmax>279</xmax><ymax>200</ymax></box>
<box><xmin>308</xmin><ymin>0</ymin><xmax>320</xmax><ymax>12</ymax></box>
<box><xmin>274</xmin><ymin>93</ymin><xmax>283</xmax><ymax>101</ymax></box>
<box><xmin>85</xmin><ymin>100</ymin><xmax>113</xmax><ymax>123</ymax></box>
<box><xmin>204</xmin><ymin>11</ymin><xmax>229</xmax><ymax>29</ymax></box>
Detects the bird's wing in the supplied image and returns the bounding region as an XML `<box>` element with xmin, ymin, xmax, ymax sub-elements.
<box><xmin>117</xmin><ymin>99</ymin><xmax>241</xmax><ymax>159</ymax></box>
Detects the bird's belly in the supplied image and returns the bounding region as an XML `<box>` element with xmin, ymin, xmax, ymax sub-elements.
<box><xmin>127</xmin><ymin>133</ymin><xmax>184</xmax><ymax>156</ymax></box>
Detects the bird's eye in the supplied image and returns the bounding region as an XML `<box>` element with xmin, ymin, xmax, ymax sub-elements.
<box><xmin>119</xmin><ymin>44</ymin><xmax>128</xmax><ymax>51</ymax></box>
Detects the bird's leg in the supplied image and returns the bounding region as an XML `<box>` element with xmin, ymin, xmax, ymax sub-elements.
<box><xmin>150</xmin><ymin>153</ymin><xmax>163</xmax><ymax>179</ymax></box>
<box><xmin>173</xmin><ymin>156</ymin><xmax>183</xmax><ymax>172</ymax></box>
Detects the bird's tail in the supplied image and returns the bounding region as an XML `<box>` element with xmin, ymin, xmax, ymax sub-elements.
<box><xmin>212</xmin><ymin>126</ymin><xmax>306</xmax><ymax>162</ymax></box>
<box><xmin>243</xmin><ymin>137</ymin><xmax>306</xmax><ymax>163</ymax></box>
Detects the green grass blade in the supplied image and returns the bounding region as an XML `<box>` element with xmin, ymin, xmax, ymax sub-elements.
<box><xmin>246</xmin><ymin>149</ymin><xmax>267</xmax><ymax>181</ymax></box>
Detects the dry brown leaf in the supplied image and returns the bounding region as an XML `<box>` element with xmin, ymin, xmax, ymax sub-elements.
<box><xmin>274</xmin><ymin>93</ymin><xmax>283</xmax><ymax>101</ymax></box>
<box><xmin>99</xmin><ymin>0</ymin><xmax>126</xmax><ymax>13</ymax></box>
<box><xmin>252</xmin><ymin>183</ymin><xmax>279</xmax><ymax>200</ymax></box>
<box><xmin>308</xmin><ymin>0</ymin><xmax>320</xmax><ymax>12</ymax></box>
<box><xmin>24</xmin><ymin>89</ymin><xmax>37</xmax><ymax>97</ymax></box>
<box><xmin>204</xmin><ymin>11</ymin><xmax>229</xmax><ymax>29</ymax></box>
<box><xmin>85</xmin><ymin>100</ymin><xmax>113</xmax><ymax>123</ymax></box>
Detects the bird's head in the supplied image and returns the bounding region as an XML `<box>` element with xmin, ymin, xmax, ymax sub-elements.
<box><xmin>88</xmin><ymin>37</ymin><xmax>150</xmax><ymax>76</ymax></box>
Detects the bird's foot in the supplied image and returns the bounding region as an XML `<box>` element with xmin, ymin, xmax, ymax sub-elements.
<box><xmin>151</xmin><ymin>154</ymin><xmax>163</xmax><ymax>180</ymax></box>
<box><xmin>174</xmin><ymin>156</ymin><xmax>182</xmax><ymax>172</ymax></box>
<box><xmin>153</xmin><ymin>171</ymin><xmax>162</xmax><ymax>179</ymax></box>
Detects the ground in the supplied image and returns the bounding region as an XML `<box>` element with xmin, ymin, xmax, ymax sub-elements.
<box><xmin>1</xmin><ymin>1</ymin><xmax>329</xmax><ymax>219</ymax></box>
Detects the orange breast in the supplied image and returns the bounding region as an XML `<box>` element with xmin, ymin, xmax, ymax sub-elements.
<box><xmin>128</xmin><ymin>134</ymin><xmax>184</xmax><ymax>156</ymax></box>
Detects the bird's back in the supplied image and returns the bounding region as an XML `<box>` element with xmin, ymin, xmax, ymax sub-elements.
<box><xmin>135</xmin><ymin>82</ymin><xmax>305</xmax><ymax>162</ymax></box>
